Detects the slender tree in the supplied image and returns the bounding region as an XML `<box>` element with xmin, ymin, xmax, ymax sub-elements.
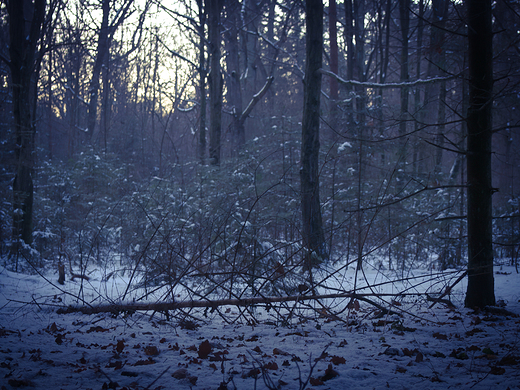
<box><xmin>197</xmin><ymin>0</ymin><xmax>207</xmax><ymax>163</ymax></box>
<box><xmin>86</xmin><ymin>0</ymin><xmax>134</xmax><ymax>140</ymax></box>
<box><xmin>207</xmin><ymin>0</ymin><xmax>223</xmax><ymax>165</ymax></box>
<box><xmin>301</xmin><ymin>0</ymin><xmax>327</xmax><ymax>270</ymax></box>
<box><xmin>7</xmin><ymin>0</ymin><xmax>46</xmax><ymax>250</ymax></box>
<box><xmin>465</xmin><ymin>0</ymin><xmax>495</xmax><ymax>308</ymax></box>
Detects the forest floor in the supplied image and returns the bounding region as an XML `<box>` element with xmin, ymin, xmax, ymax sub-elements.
<box><xmin>0</xmin><ymin>263</ymin><xmax>519</xmax><ymax>390</ymax></box>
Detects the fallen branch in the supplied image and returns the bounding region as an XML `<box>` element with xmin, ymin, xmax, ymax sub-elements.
<box><xmin>56</xmin><ymin>291</ymin><xmax>414</xmax><ymax>315</ymax></box>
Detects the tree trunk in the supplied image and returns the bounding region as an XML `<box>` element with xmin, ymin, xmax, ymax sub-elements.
<box><xmin>8</xmin><ymin>0</ymin><xmax>46</xmax><ymax>250</ymax></box>
<box><xmin>465</xmin><ymin>0</ymin><xmax>495</xmax><ymax>308</ymax></box>
<box><xmin>398</xmin><ymin>0</ymin><xmax>410</xmax><ymax>169</ymax></box>
<box><xmin>197</xmin><ymin>0</ymin><xmax>207</xmax><ymax>163</ymax></box>
<box><xmin>87</xmin><ymin>0</ymin><xmax>110</xmax><ymax>140</ymax></box>
<box><xmin>224</xmin><ymin>0</ymin><xmax>244</xmax><ymax>148</ymax></box>
<box><xmin>207</xmin><ymin>0</ymin><xmax>223</xmax><ymax>165</ymax></box>
<box><xmin>328</xmin><ymin>0</ymin><xmax>338</xmax><ymax>103</ymax></box>
<box><xmin>301</xmin><ymin>0</ymin><xmax>327</xmax><ymax>270</ymax></box>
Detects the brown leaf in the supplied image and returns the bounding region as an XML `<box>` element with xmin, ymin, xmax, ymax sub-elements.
<box><xmin>396</xmin><ymin>366</ymin><xmax>407</xmax><ymax>373</ymax></box>
<box><xmin>86</xmin><ymin>326</ymin><xmax>110</xmax><ymax>333</ymax></box>
<box><xmin>415</xmin><ymin>352</ymin><xmax>424</xmax><ymax>363</ymax></box>
<box><xmin>264</xmin><ymin>361</ymin><xmax>278</xmax><ymax>370</ymax></box>
<box><xmin>242</xmin><ymin>368</ymin><xmax>260</xmax><ymax>379</ymax></box>
<box><xmin>309</xmin><ymin>377</ymin><xmax>324</xmax><ymax>386</ymax></box>
<box><xmin>330</xmin><ymin>355</ymin><xmax>346</xmax><ymax>365</ymax></box>
<box><xmin>252</xmin><ymin>345</ymin><xmax>262</xmax><ymax>353</ymax></box>
<box><xmin>144</xmin><ymin>345</ymin><xmax>159</xmax><ymax>356</ymax></box>
<box><xmin>133</xmin><ymin>357</ymin><xmax>155</xmax><ymax>366</ymax></box>
<box><xmin>489</xmin><ymin>366</ymin><xmax>506</xmax><ymax>375</ymax></box>
<box><xmin>116</xmin><ymin>340</ymin><xmax>125</xmax><ymax>354</ymax></box>
<box><xmin>172</xmin><ymin>368</ymin><xmax>188</xmax><ymax>379</ymax></box>
<box><xmin>8</xmin><ymin>379</ymin><xmax>34</xmax><ymax>388</ymax></box>
<box><xmin>198</xmin><ymin>340</ymin><xmax>212</xmax><ymax>359</ymax></box>
<box><xmin>433</xmin><ymin>332</ymin><xmax>448</xmax><ymax>340</ymax></box>
<box><xmin>273</xmin><ymin>347</ymin><xmax>289</xmax><ymax>356</ymax></box>
<box><xmin>320</xmin><ymin>364</ymin><xmax>339</xmax><ymax>381</ymax></box>
<box><xmin>498</xmin><ymin>355</ymin><xmax>519</xmax><ymax>366</ymax></box>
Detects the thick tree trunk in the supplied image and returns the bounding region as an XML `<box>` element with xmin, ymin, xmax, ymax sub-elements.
<box><xmin>8</xmin><ymin>0</ymin><xmax>46</xmax><ymax>250</ymax></box>
<box><xmin>301</xmin><ymin>0</ymin><xmax>327</xmax><ymax>270</ymax></box>
<box><xmin>465</xmin><ymin>0</ymin><xmax>495</xmax><ymax>308</ymax></box>
<box><xmin>207</xmin><ymin>0</ymin><xmax>223</xmax><ymax>165</ymax></box>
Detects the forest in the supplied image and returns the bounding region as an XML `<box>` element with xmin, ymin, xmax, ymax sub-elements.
<box><xmin>2</xmin><ymin>0</ymin><xmax>519</xmax><ymax>303</ymax></box>
<box><xmin>1</xmin><ymin>0</ymin><xmax>520</xmax><ymax>388</ymax></box>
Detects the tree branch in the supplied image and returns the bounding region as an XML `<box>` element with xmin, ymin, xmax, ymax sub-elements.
<box><xmin>56</xmin><ymin>290</ymin><xmax>415</xmax><ymax>315</ymax></box>
<box><xmin>239</xmin><ymin>76</ymin><xmax>274</xmax><ymax>126</ymax></box>
<box><xmin>319</xmin><ymin>68</ymin><xmax>458</xmax><ymax>89</ymax></box>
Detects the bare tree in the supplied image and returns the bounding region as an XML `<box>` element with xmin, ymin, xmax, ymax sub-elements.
<box><xmin>6</xmin><ymin>0</ymin><xmax>46</xmax><ymax>250</ymax></box>
<box><xmin>86</xmin><ymin>0</ymin><xmax>134</xmax><ymax>140</ymax></box>
<box><xmin>207</xmin><ymin>0</ymin><xmax>223</xmax><ymax>165</ymax></box>
<box><xmin>301</xmin><ymin>0</ymin><xmax>327</xmax><ymax>270</ymax></box>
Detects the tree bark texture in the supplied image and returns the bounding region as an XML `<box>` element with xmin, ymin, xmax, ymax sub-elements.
<box><xmin>301</xmin><ymin>0</ymin><xmax>327</xmax><ymax>269</ymax></box>
<box><xmin>207</xmin><ymin>0</ymin><xmax>223</xmax><ymax>165</ymax></box>
<box><xmin>398</xmin><ymin>0</ymin><xmax>410</xmax><ymax>168</ymax></box>
<box><xmin>87</xmin><ymin>0</ymin><xmax>110</xmax><ymax>139</ymax></box>
<box><xmin>465</xmin><ymin>0</ymin><xmax>495</xmax><ymax>308</ymax></box>
<box><xmin>8</xmin><ymin>0</ymin><xmax>46</xmax><ymax>247</ymax></box>
<box><xmin>224</xmin><ymin>0</ymin><xmax>244</xmax><ymax>148</ymax></box>
<box><xmin>197</xmin><ymin>0</ymin><xmax>207</xmax><ymax>163</ymax></box>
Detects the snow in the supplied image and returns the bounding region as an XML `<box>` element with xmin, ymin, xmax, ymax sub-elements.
<box><xmin>0</xmin><ymin>265</ymin><xmax>519</xmax><ymax>390</ymax></box>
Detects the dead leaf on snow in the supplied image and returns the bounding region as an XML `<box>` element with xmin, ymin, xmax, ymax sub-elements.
<box><xmin>489</xmin><ymin>366</ymin><xmax>506</xmax><ymax>375</ymax></box>
<box><xmin>273</xmin><ymin>347</ymin><xmax>289</xmax><ymax>356</ymax></box>
<box><xmin>144</xmin><ymin>345</ymin><xmax>160</xmax><ymax>356</ymax></box>
<box><xmin>172</xmin><ymin>368</ymin><xmax>188</xmax><ymax>379</ymax></box>
<box><xmin>116</xmin><ymin>340</ymin><xmax>125</xmax><ymax>354</ymax></box>
<box><xmin>330</xmin><ymin>355</ymin><xmax>346</xmax><ymax>365</ymax></box>
<box><xmin>198</xmin><ymin>340</ymin><xmax>212</xmax><ymax>359</ymax></box>
<box><xmin>309</xmin><ymin>377</ymin><xmax>324</xmax><ymax>386</ymax></box>
<box><xmin>133</xmin><ymin>357</ymin><xmax>155</xmax><ymax>366</ymax></box>
<box><xmin>433</xmin><ymin>332</ymin><xmax>448</xmax><ymax>340</ymax></box>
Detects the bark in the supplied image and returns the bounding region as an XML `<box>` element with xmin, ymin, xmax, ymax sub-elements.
<box><xmin>207</xmin><ymin>0</ymin><xmax>223</xmax><ymax>165</ymax></box>
<box><xmin>86</xmin><ymin>0</ymin><xmax>110</xmax><ymax>139</ymax></box>
<box><xmin>431</xmin><ymin>0</ymin><xmax>449</xmax><ymax>176</ymax></box>
<box><xmin>197</xmin><ymin>0</ymin><xmax>207</xmax><ymax>163</ymax></box>
<box><xmin>86</xmin><ymin>0</ymin><xmax>134</xmax><ymax>140</ymax></box>
<box><xmin>328</xmin><ymin>0</ymin><xmax>338</xmax><ymax>102</ymax></box>
<box><xmin>412</xmin><ymin>0</ymin><xmax>424</xmax><ymax>176</ymax></box>
<box><xmin>8</xmin><ymin>0</ymin><xmax>46</xmax><ymax>249</ymax></box>
<box><xmin>465</xmin><ymin>0</ymin><xmax>495</xmax><ymax>308</ymax></box>
<box><xmin>56</xmin><ymin>291</ymin><xmax>407</xmax><ymax>316</ymax></box>
<box><xmin>398</xmin><ymin>0</ymin><xmax>410</xmax><ymax>168</ymax></box>
<box><xmin>224</xmin><ymin>0</ymin><xmax>244</xmax><ymax>148</ymax></box>
<box><xmin>344</xmin><ymin>0</ymin><xmax>354</xmax><ymax>124</ymax></box>
<box><xmin>301</xmin><ymin>0</ymin><xmax>327</xmax><ymax>270</ymax></box>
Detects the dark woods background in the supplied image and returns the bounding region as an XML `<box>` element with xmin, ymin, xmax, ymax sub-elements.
<box><xmin>0</xmin><ymin>0</ymin><xmax>518</xmax><ymax>302</ymax></box>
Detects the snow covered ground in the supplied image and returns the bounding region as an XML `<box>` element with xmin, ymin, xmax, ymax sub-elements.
<box><xmin>0</xmin><ymin>264</ymin><xmax>519</xmax><ymax>390</ymax></box>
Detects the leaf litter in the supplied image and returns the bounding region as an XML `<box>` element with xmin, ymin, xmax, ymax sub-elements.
<box><xmin>0</xmin><ymin>266</ymin><xmax>519</xmax><ymax>389</ymax></box>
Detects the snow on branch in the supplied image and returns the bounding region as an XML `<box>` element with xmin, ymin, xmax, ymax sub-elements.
<box><xmin>319</xmin><ymin>69</ymin><xmax>458</xmax><ymax>89</ymax></box>
<box><xmin>56</xmin><ymin>290</ymin><xmax>404</xmax><ymax>316</ymax></box>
